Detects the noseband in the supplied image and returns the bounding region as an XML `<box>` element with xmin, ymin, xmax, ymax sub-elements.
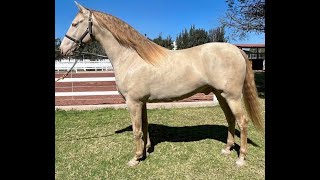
<box><xmin>65</xmin><ymin>11</ymin><xmax>94</xmax><ymax>48</ymax></box>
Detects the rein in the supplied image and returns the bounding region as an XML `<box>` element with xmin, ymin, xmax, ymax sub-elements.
<box><xmin>56</xmin><ymin>11</ymin><xmax>94</xmax><ymax>82</ymax></box>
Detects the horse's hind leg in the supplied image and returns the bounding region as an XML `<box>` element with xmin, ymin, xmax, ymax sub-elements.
<box><xmin>224</xmin><ymin>96</ymin><xmax>249</xmax><ymax>166</ymax></box>
<box><xmin>215</xmin><ymin>94</ymin><xmax>236</xmax><ymax>155</ymax></box>
<box><xmin>126</xmin><ymin>99</ymin><xmax>147</xmax><ymax>167</ymax></box>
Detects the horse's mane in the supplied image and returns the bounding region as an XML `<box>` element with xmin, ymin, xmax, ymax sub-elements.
<box><xmin>92</xmin><ymin>10</ymin><xmax>167</xmax><ymax>64</ymax></box>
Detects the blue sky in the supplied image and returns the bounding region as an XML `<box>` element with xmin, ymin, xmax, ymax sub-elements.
<box><xmin>55</xmin><ymin>0</ymin><xmax>264</xmax><ymax>44</ymax></box>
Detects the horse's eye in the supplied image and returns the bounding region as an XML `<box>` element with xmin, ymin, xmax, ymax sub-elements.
<box><xmin>72</xmin><ymin>22</ymin><xmax>78</xmax><ymax>27</ymax></box>
<box><xmin>71</xmin><ymin>20</ymin><xmax>83</xmax><ymax>27</ymax></box>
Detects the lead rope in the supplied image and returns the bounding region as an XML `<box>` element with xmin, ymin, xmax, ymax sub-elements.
<box><xmin>56</xmin><ymin>44</ymin><xmax>85</xmax><ymax>82</ymax></box>
<box><xmin>71</xmin><ymin>65</ymin><xmax>74</xmax><ymax>101</ymax></box>
<box><xmin>55</xmin><ymin>58</ymin><xmax>79</xmax><ymax>82</ymax></box>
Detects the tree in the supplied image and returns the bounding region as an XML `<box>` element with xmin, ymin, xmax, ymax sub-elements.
<box><xmin>208</xmin><ymin>26</ymin><xmax>228</xmax><ymax>42</ymax></box>
<box><xmin>55</xmin><ymin>38</ymin><xmax>61</xmax><ymax>48</ymax></box>
<box><xmin>55</xmin><ymin>38</ymin><xmax>63</xmax><ymax>60</ymax></box>
<box><xmin>176</xmin><ymin>28</ymin><xmax>189</xmax><ymax>49</ymax></box>
<box><xmin>190</xmin><ymin>28</ymin><xmax>210</xmax><ymax>46</ymax></box>
<box><xmin>152</xmin><ymin>34</ymin><xmax>174</xmax><ymax>50</ymax></box>
<box><xmin>220</xmin><ymin>0</ymin><xmax>265</xmax><ymax>39</ymax></box>
<box><xmin>81</xmin><ymin>40</ymin><xmax>107</xmax><ymax>60</ymax></box>
<box><xmin>176</xmin><ymin>25</ymin><xmax>210</xmax><ymax>50</ymax></box>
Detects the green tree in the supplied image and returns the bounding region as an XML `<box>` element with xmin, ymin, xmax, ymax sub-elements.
<box><xmin>208</xmin><ymin>26</ymin><xmax>228</xmax><ymax>42</ymax></box>
<box><xmin>152</xmin><ymin>33</ymin><xmax>174</xmax><ymax>50</ymax></box>
<box><xmin>176</xmin><ymin>28</ymin><xmax>189</xmax><ymax>49</ymax></box>
<box><xmin>190</xmin><ymin>28</ymin><xmax>210</xmax><ymax>47</ymax></box>
<box><xmin>176</xmin><ymin>25</ymin><xmax>210</xmax><ymax>50</ymax></box>
<box><xmin>55</xmin><ymin>38</ymin><xmax>61</xmax><ymax>48</ymax></box>
<box><xmin>55</xmin><ymin>38</ymin><xmax>62</xmax><ymax>60</ymax></box>
<box><xmin>220</xmin><ymin>0</ymin><xmax>265</xmax><ymax>39</ymax></box>
<box><xmin>81</xmin><ymin>40</ymin><xmax>107</xmax><ymax>60</ymax></box>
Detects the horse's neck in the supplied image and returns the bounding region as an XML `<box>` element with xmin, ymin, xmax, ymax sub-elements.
<box><xmin>93</xmin><ymin>27</ymin><xmax>136</xmax><ymax>73</ymax></box>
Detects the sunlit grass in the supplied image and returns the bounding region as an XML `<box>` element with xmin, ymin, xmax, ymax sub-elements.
<box><xmin>55</xmin><ymin>99</ymin><xmax>265</xmax><ymax>179</ymax></box>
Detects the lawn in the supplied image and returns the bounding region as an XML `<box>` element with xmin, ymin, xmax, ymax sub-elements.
<box><xmin>55</xmin><ymin>98</ymin><xmax>265</xmax><ymax>180</ymax></box>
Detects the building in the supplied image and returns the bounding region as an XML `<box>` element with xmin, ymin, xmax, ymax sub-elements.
<box><xmin>234</xmin><ymin>44</ymin><xmax>265</xmax><ymax>71</ymax></box>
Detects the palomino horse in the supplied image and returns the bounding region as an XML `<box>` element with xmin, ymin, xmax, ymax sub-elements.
<box><xmin>60</xmin><ymin>2</ymin><xmax>264</xmax><ymax>167</ymax></box>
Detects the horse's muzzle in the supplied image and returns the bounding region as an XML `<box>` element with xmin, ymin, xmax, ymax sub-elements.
<box><xmin>60</xmin><ymin>45</ymin><xmax>75</xmax><ymax>56</ymax></box>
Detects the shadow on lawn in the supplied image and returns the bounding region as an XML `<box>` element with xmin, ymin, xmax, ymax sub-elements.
<box><xmin>115</xmin><ymin>123</ymin><xmax>259</xmax><ymax>156</ymax></box>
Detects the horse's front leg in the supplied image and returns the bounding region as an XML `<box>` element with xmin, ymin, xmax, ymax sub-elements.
<box><xmin>142</xmin><ymin>103</ymin><xmax>151</xmax><ymax>153</ymax></box>
<box><xmin>126</xmin><ymin>99</ymin><xmax>147</xmax><ymax>167</ymax></box>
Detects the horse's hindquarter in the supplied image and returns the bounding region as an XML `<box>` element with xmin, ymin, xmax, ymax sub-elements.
<box><xmin>186</xmin><ymin>43</ymin><xmax>247</xmax><ymax>93</ymax></box>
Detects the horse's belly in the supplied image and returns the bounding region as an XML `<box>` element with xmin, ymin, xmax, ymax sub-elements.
<box><xmin>147</xmin><ymin>81</ymin><xmax>208</xmax><ymax>102</ymax></box>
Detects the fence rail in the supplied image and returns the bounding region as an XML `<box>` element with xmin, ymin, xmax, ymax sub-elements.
<box><xmin>55</xmin><ymin>59</ymin><xmax>113</xmax><ymax>72</ymax></box>
<box><xmin>55</xmin><ymin>72</ymin><xmax>216</xmax><ymax>106</ymax></box>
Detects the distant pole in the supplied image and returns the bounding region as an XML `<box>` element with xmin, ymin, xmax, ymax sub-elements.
<box><xmin>172</xmin><ymin>41</ymin><xmax>177</xmax><ymax>50</ymax></box>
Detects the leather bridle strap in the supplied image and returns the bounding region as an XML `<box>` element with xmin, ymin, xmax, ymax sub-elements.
<box><xmin>65</xmin><ymin>11</ymin><xmax>94</xmax><ymax>47</ymax></box>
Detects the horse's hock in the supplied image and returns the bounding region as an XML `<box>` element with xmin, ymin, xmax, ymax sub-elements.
<box><xmin>55</xmin><ymin>71</ymin><xmax>215</xmax><ymax>106</ymax></box>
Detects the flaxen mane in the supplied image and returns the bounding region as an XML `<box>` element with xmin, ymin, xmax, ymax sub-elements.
<box><xmin>92</xmin><ymin>10</ymin><xmax>167</xmax><ymax>64</ymax></box>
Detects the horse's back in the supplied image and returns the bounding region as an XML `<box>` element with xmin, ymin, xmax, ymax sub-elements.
<box><xmin>166</xmin><ymin>42</ymin><xmax>247</xmax><ymax>91</ymax></box>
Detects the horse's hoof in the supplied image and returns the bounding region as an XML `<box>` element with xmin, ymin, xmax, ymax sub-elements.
<box><xmin>235</xmin><ymin>158</ymin><xmax>246</xmax><ymax>167</ymax></box>
<box><xmin>221</xmin><ymin>148</ymin><xmax>232</xmax><ymax>155</ymax></box>
<box><xmin>127</xmin><ymin>159</ymin><xmax>140</xmax><ymax>167</ymax></box>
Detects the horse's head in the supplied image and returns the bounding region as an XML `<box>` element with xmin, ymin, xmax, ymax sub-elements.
<box><xmin>60</xmin><ymin>1</ymin><xmax>94</xmax><ymax>56</ymax></box>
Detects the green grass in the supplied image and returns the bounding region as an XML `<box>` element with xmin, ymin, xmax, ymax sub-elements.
<box><xmin>56</xmin><ymin>99</ymin><xmax>265</xmax><ymax>180</ymax></box>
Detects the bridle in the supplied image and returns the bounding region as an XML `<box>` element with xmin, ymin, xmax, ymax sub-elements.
<box><xmin>65</xmin><ymin>11</ymin><xmax>95</xmax><ymax>48</ymax></box>
<box><xmin>56</xmin><ymin>11</ymin><xmax>95</xmax><ymax>82</ymax></box>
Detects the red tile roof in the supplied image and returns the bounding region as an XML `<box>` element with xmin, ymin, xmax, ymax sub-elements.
<box><xmin>233</xmin><ymin>44</ymin><xmax>265</xmax><ymax>48</ymax></box>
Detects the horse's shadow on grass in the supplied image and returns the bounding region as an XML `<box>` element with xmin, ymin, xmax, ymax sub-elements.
<box><xmin>115</xmin><ymin>123</ymin><xmax>259</xmax><ymax>156</ymax></box>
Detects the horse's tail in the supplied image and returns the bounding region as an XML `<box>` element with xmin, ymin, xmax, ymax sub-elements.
<box><xmin>240</xmin><ymin>49</ymin><xmax>264</xmax><ymax>134</ymax></box>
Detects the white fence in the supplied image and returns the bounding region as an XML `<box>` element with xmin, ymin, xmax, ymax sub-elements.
<box><xmin>55</xmin><ymin>59</ymin><xmax>113</xmax><ymax>72</ymax></box>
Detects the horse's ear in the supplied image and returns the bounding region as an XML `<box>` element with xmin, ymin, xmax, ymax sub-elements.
<box><xmin>74</xmin><ymin>1</ymin><xmax>87</xmax><ymax>13</ymax></box>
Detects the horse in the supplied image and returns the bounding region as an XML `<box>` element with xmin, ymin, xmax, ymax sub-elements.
<box><xmin>59</xmin><ymin>1</ymin><xmax>264</xmax><ymax>167</ymax></box>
